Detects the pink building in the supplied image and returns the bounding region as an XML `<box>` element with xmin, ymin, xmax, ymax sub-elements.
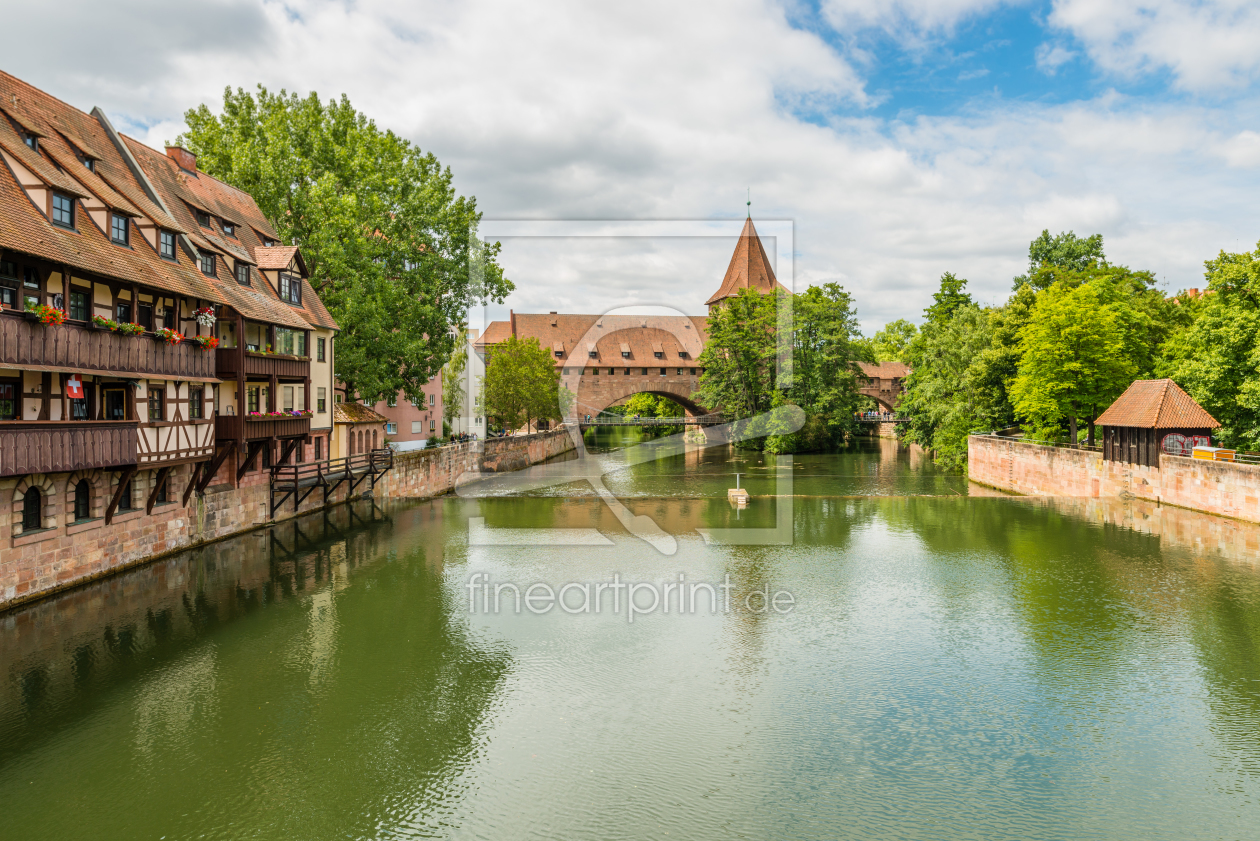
<box><xmin>369</xmin><ymin>372</ymin><xmax>443</xmax><ymax>450</ymax></box>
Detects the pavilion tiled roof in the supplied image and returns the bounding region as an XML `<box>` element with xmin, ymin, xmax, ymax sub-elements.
<box><xmin>706</xmin><ymin>217</ymin><xmax>789</xmax><ymax>306</ymax></box>
<box><xmin>1095</xmin><ymin>379</ymin><xmax>1220</xmax><ymax>429</ymax></box>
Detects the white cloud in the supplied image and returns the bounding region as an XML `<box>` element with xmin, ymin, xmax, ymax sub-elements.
<box><xmin>822</xmin><ymin>0</ymin><xmax>1015</xmax><ymax>39</ymax></box>
<box><xmin>958</xmin><ymin>68</ymin><xmax>990</xmax><ymax>81</ymax></box>
<box><xmin>1050</xmin><ymin>0</ymin><xmax>1260</xmax><ymax>91</ymax></box>
<box><xmin>3</xmin><ymin>0</ymin><xmax>1259</xmax><ymax>332</ymax></box>
<box><xmin>1035</xmin><ymin>43</ymin><xmax>1075</xmax><ymax>75</ymax></box>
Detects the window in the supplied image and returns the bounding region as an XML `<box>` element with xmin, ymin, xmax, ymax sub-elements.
<box><xmin>317</xmin><ymin>387</ymin><xmax>326</xmax><ymax>413</ymax></box>
<box><xmin>317</xmin><ymin>337</ymin><xmax>326</xmax><ymax>362</ymax></box>
<box><xmin>155</xmin><ymin>473</ymin><xmax>168</xmax><ymax>504</ymax></box>
<box><xmin>117</xmin><ymin>478</ymin><xmax>136</xmax><ymax>511</ymax></box>
<box><xmin>690</xmin><ymin>368</ymin><xmax>696</xmax><ymax>375</ymax></box>
<box><xmin>429</xmin><ymin>394</ymin><xmax>435</xmax><ymax>407</ymax></box>
<box><xmin>70</xmin><ymin>394</ymin><xmax>89</xmax><ymax>420</ymax></box>
<box><xmin>190</xmin><ymin>387</ymin><xmax>203</xmax><ymax>420</ymax></box>
<box><xmin>262</xmin><ymin>444</ymin><xmax>272</xmax><ymax>470</ymax></box>
<box><xmin>162</xmin><ymin>306</ymin><xmax>175</xmax><ymax>329</ymax></box>
<box><xmin>278</xmin><ymin>273</ymin><xmax>302</xmax><ymax>305</ymax></box>
<box><xmin>195</xmin><ymin>209</ymin><xmax>211</xmax><ymax>228</ymax></box>
<box><xmin>641</xmin><ymin>368</ymin><xmax>648</xmax><ymax>375</ymax></box>
<box><xmin>69</xmin><ymin>290</ymin><xmax>88</xmax><ymax>321</ymax></box>
<box><xmin>110</xmin><ymin>213</ymin><xmax>129</xmax><ymax>245</ymax></box>
<box><xmin>235</xmin><ymin>262</ymin><xmax>250</xmax><ymax>285</ymax></box>
<box><xmin>554</xmin><ymin>350</ymin><xmax>563</xmax><ymax>358</ymax></box>
<box><xmin>52</xmin><ymin>193</ymin><xmax>74</xmax><ymax>228</ymax></box>
<box><xmin>315</xmin><ymin>437</ymin><xmax>322</xmax><ymax>461</ymax></box>
<box><xmin>654</xmin><ymin>351</ymin><xmax>663</xmax><ymax>359</ymax></box>
<box><xmin>430</xmin><ymin>419</ymin><xmax>436</xmax><ymax>432</ymax></box>
<box><xmin>200</xmin><ymin>253</ymin><xmax>215</xmax><ymax>276</ymax></box>
<box><xmin>275</xmin><ymin>327</ymin><xmax>305</xmax><ymax>356</ymax></box>
<box><xmin>147</xmin><ymin>385</ymin><xmax>164</xmax><ymax>423</ymax></box>
<box><xmin>621</xmin><ymin>350</ymin><xmax>630</xmax><ymax>358</ymax></box>
<box><xmin>659</xmin><ymin>368</ymin><xmax>666</xmax><ymax>375</ymax></box>
<box><xmin>1</xmin><ymin>284</ymin><xmax>19</xmax><ymax>309</ymax></box>
<box><xmin>22</xmin><ymin>133</ymin><xmax>36</xmax><ymax>151</ymax></box>
<box><xmin>624</xmin><ymin>368</ymin><xmax>630</xmax><ymax>375</ymax></box>
<box><xmin>588</xmin><ymin>350</ymin><xmax>598</xmax><ymax>358</ymax></box>
<box><xmin>138</xmin><ymin>304</ymin><xmax>153</xmax><ymax>331</ymax></box>
<box><xmin>223</xmin><ymin>223</ymin><xmax>235</xmax><ymax>237</ymax></box>
<box><xmin>82</xmin><ymin>157</ymin><xmax>94</xmax><ymax>173</ymax></box>
<box><xmin>386</xmin><ymin>422</ymin><xmax>397</xmax><ymax>434</ymax></box>
<box><xmin>22</xmin><ymin>489</ymin><xmax>41</xmax><ymax>531</ymax></box>
<box><xmin>387</xmin><ymin>395</ymin><xmax>396</xmax><ymax>407</ymax></box>
<box><xmin>282</xmin><ymin>386</ymin><xmax>294</xmax><ymax>411</ymax></box>
<box><xmin>104</xmin><ymin>389</ymin><xmax>126</xmax><ymax>420</ymax></box>
<box><xmin>247</xmin><ymin>385</ymin><xmax>262</xmax><ymax>414</ymax></box>
<box><xmin>677</xmin><ymin>368</ymin><xmax>684</xmax><ymax>376</ymax></box>
<box><xmin>22</xmin><ymin>267</ymin><xmax>40</xmax><ymax>310</ymax></box>
<box><xmin>0</xmin><ymin>383</ymin><xmax>17</xmax><ymax>420</ymax></box>
<box><xmin>678</xmin><ymin>351</ymin><xmax>689</xmax><ymax>359</ymax></box>
<box><xmin>476</xmin><ymin>416</ymin><xmax>482</xmax><ymax>425</ymax></box>
<box><xmin>263</xmin><ymin>238</ymin><xmax>277</xmax><ymax>248</ymax></box>
<box><xmin>115</xmin><ymin>301</ymin><xmax>131</xmax><ymax>323</ymax></box>
<box><xmin>159</xmin><ymin>230</ymin><xmax>176</xmax><ymax>261</ymax></box>
<box><xmin>0</xmin><ymin>258</ymin><xmax>15</xmax><ymax>279</ymax></box>
<box><xmin>74</xmin><ymin>481</ymin><xmax>91</xmax><ymax>522</ymax></box>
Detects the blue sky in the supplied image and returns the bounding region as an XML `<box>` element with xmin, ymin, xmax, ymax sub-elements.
<box><xmin>5</xmin><ymin>0</ymin><xmax>1260</xmax><ymax>330</ymax></box>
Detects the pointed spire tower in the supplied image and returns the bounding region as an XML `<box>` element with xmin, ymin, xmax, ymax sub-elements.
<box><xmin>706</xmin><ymin>217</ymin><xmax>786</xmax><ymax>312</ymax></box>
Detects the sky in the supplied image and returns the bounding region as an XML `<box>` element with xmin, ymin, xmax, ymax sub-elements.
<box><xmin>6</xmin><ymin>0</ymin><xmax>1260</xmax><ymax>332</ymax></box>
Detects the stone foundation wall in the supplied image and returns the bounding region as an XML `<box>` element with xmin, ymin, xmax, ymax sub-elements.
<box><xmin>969</xmin><ymin>434</ymin><xmax>1260</xmax><ymax>524</ymax></box>
<box><xmin>1</xmin><ymin>427</ymin><xmax>575</xmax><ymax>611</ymax></box>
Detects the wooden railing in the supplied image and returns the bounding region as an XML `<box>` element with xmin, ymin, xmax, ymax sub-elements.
<box><xmin>0</xmin><ymin>314</ymin><xmax>214</xmax><ymax>379</ymax></box>
<box><xmin>215</xmin><ymin>346</ymin><xmax>310</xmax><ymax>380</ymax></box>
<box><xmin>215</xmin><ymin>414</ymin><xmax>311</xmax><ymax>442</ymax></box>
<box><xmin>0</xmin><ymin>420</ymin><xmax>138</xmax><ymax>478</ymax></box>
<box><xmin>269</xmin><ymin>448</ymin><xmax>393</xmax><ymax>516</ymax></box>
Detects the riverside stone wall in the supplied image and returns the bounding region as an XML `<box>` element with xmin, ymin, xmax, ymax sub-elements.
<box><xmin>969</xmin><ymin>434</ymin><xmax>1260</xmax><ymax>525</ymax></box>
<box><xmin>1</xmin><ymin>427</ymin><xmax>575</xmax><ymax>611</ymax></box>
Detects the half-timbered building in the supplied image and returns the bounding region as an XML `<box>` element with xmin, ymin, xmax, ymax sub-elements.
<box><xmin>0</xmin><ymin>69</ymin><xmax>339</xmax><ymax>574</ymax></box>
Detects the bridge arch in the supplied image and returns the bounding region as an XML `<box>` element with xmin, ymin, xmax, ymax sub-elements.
<box><xmin>575</xmin><ymin>384</ymin><xmax>709</xmax><ymax>420</ymax></box>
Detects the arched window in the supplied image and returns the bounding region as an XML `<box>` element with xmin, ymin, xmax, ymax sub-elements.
<box><xmin>22</xmin><ymin>488</ymin><xmax>42</xmax><ymax>531</ymax></box>
<box><xmin>372</xmin><ymin>430</ymin><xmax>378</xmax><ymax>450</ymax></box>
<box><xmin>74</xmin><ymin>480</ymin><xmax>90</xmax><ymax>521</ymax></box>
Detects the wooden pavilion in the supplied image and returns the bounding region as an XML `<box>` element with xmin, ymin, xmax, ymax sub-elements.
<box><xmin>1095</xmin><ymin>379</ymin><xmax>1220</xmax><ymax>468</ymax></box>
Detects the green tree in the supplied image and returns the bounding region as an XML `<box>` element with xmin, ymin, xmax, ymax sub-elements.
<box><xmin>443</xmin><ymin>331</ymin><xmax>468</xmax><ymax>430</ymax></box>
<box><xmin>178</xmin><ymin>86</ymin><xmax>512</xmax><ymax>405</ymax></box>
<box><xmin>924</xmin><ymin>272</ymin><xmax>973</xmax><ymax>324</ymax></box>
<box><xmin>870</xmin><ymin>319</ymin><xmax>917</xmax><ymax>363</ymax></box>
<box><xmin>482</xmin><ymin>336</ymin><xmax>561</xmax><ymax>433</ymax></box>
<box><xmin>1010</xmin><ymin>281</ymin><xmax>1136</xmax><ymax>444</ymax></box>
<box><xmin>1160</xmin><ymin>244</ymin><xmax>1260</xmax><ymax>449</ymax></box>
<box><xmin>694</xmin><ymin>289</ymin><xmax>779</xmax><ymax>422</ymax></box>
<box><xmin>1014</xmin><ymin>229</ymin><xmax>1107</xmax><ymax>290</ymax></box>
<box><xmin>900</xmin><ymin>305</ymin><xmax>999</xmax><ymax>468</ymax></box>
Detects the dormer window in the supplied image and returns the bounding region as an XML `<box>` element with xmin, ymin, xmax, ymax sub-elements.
<box><xmin>223</xmin><ymin>223</ymin><xmax>235</xmax><ymax>237</ymax></box>
<box><xmin>278</xmin><ymin>272</ymin><xmax>301</xmax><ymax>304</ymax></box>
<box><xmin>51</xmin><ymin>193</ymin><xmax>74</xmax><ymax>228</ymax></box>
<box><xmin>159</xmin><ymin>230</ymin><xmax>176</xmax><ymax>261</ymax></box>
<box><xmin>678</xmin><ymin>351</ymin><xmax>689</xmax><ymax>359</ymax></box>
<box><xmin>588</xmin><ymin>350</ymin><xmax>598</xmax><ymax>358</ymax></box>
<box><xmin>654</xmin><ymin>352</ymin><xmax>663</xmax><ymax>359</ymax></box>
<box><xmin>235</xmin><ymin>262</ymin><xmax>250</xmax><ymax>286</ymax></box>
<box><xmin>263</xmin><ymin>238</ymin><xmax>277</xmax><ymax>247</ymax></box>
<box><xmin>195</xmin><ymin>209</ymin><xmax>211</xmax><ymax>228</ymax></box>
<box><xmin>110</xmin><ymin>213</ymin><xmax>130</xmax><ymax>245</ymax></box>
<box><xmin>200</xmin><ymin>253</ymin><xmax>215</xmax><ymax>276</ymax></box>
<box><xmin>22</xmin><ymin>133</ymin><xmax>36</xmax><ymax>151</ymax></box>
<box><xmin>82</xmin><ymin>157</ymin><xmax>94</xmax><ymax>172</ymax></box>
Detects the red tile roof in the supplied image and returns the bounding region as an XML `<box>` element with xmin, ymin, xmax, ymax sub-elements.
<box><xmin>857</xmin><ymin>361</ymin><xmax>910</xmax><ymax>378</ymax></box>
<box><xmin>706</xmin><ymin>217</ymin><xmax>789</xmax><ymax>306</ymax></box>
<box><xmin>478</xmin><ymin>313</ymin><xmax>709</xmax><ymax>368</ymax></box>
<box><xmin>255</xmin><ymin>245</ymin><xmax>300</xmax><ymax>270</ymax></box>
<box><xmin>0</xmin><ymin>69</ymin><xmax>335</xmax><ymax>334</ymax></box>
<box><xmin>1095</xmin><ymin>379</ymin><xmax>1220</xmax><ymax>429</ymax></box>
<box><xmin>334</xmin><ymin>402</ymin><xmax>389</xmax><ymax>424</ymax></box>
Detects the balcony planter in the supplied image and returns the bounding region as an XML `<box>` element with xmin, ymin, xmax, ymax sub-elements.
<box><xmin>153</xmin><ymin>328</ymin><xmax>185</xmax><ymax>346</ymax></box>
<box><xmin>192</xmin><ymin>335</ymin><xmax>220</xmax><ymax>351</ymax></box>
<box><xmin>27</xmin><ymin>305</ymin><xmax>66</xmax><ymax>325</ymax></box>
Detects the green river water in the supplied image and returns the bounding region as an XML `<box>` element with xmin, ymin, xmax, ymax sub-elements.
<box><xmin>2</xmin><ymin>432</ymin><xmax>1259</xmax><ymax>840</ymax></box>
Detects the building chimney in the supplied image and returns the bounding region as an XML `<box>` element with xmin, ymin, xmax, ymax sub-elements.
<box><xmin>165</xmin><ymin>146</ymin><xmax>197</xmax><ymax>172</ymax></box>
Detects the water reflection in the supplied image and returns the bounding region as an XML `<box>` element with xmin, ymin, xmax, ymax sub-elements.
<box><xmin>3</xmin><ymin>446</ymin><xmax>1260</xmax><ymax>839</ymax></box>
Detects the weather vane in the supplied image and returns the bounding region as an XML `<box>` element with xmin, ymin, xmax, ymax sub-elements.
<box><xmin>746</xmin><ymin>187</ymin><xmax>751</xmax><ymax>217</ymax></box>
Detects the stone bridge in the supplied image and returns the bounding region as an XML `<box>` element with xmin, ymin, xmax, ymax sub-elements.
<box><xmin>856</xmin><ymin>362</ymin><xmax>910</xmax><ymax>411</ymax></box>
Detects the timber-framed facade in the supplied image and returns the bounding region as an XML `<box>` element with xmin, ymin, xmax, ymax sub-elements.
<box><xmin>0</xmin><ymin>69</ymin><xmax>339</xmax><ymax>595</ymax></box>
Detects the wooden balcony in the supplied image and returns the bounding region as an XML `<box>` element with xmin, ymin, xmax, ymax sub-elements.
<box><xmin>215</xmin><ymin>414</ymin><xmax>311</xmax><ymax>442</ymax></box>
<box><xmin>0</xmin><ymin>314</ymin><xmax>217</xmax><ymax>381</ymax></box>
<box><xmin>0</xmin><ymin>420</ymin><xmax>138</xmax><ymax>478</ymax></box>
<box><xmin>215</xmin><ymin>346</ymin><xmax>310</xmax><ymax>380</ymax></box>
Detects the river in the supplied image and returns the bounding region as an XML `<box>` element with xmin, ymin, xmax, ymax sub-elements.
<box><xmin>1</xmin><ymin>436</ymin><xmax>1258</xmax><ymax>840</ymax></box>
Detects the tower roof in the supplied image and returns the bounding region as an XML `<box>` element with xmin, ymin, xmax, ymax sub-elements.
<box><xmin>706</xmin><ymin>217</ymin><xmax>788</xmax><ymax>306</ymax></box>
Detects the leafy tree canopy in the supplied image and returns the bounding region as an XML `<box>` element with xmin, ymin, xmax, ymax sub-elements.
<box><xmin>1015</xmin><ymin>229</ymin><xmax>1107</xmax><ymax>290</ymax></box>
<box><xmin>482</xmin><ymin>336</ymin><xmax>563</xmax><ymax>433</ymax></box>
<box><xmin>178</xmin><ymin>86</ymin><xmax>512</xmax><ymax>404</ymax></box>
<box><xmin>870</xmin><ymin>319</ymin><xmax>917</xmax><ymax>363</ymax></box>
<box><xmin>924</xmin><ymin>272</ymin><xmax>973</xmax><ymax>325</ymax></box>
